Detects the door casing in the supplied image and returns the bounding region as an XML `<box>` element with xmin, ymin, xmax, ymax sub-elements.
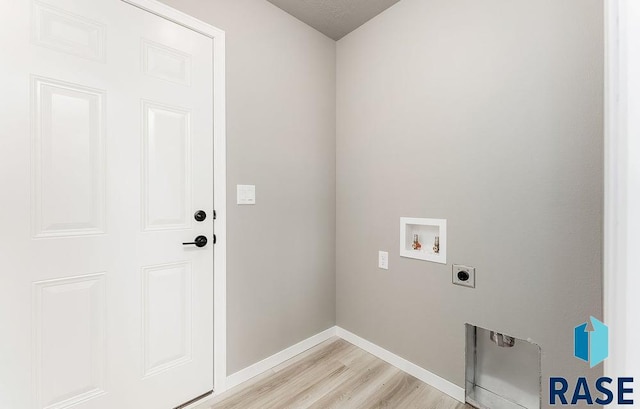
<box><xmin>604</xmin><ymin>0</ymin><xmax>640</xmax><ymax>381</ymax></box>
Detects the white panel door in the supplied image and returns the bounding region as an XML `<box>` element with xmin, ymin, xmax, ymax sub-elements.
<box><xmin>0</xmin><ymin>0</ymin><xmax>214</xmax><ymax>408</ymax></box>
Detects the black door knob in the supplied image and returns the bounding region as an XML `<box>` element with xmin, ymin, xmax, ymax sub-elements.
<box><xmin>194</xmin><ymin>210</ymin><xmax>207</xmax><ymax>222</ymax></box>
<box><xmin>183</xmin><ymin>236</ymin><xmax>208</xmax><ymax>248</ymax></box>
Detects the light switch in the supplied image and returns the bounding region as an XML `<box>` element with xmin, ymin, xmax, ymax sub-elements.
<box><xmin>237</xmin><ymin>185</ymin><xmax>256</xmax><ymax>205</ymax></box>
<box><xmin>378</xmin><ymin>251</ymin><xmax>389</xmax><ymax>270</ymax></box>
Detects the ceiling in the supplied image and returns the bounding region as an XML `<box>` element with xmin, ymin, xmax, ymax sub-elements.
<box><xmin>265</xmin><ymin>0</ymin><xmax>403</xmax><ymax>40</ymax></box>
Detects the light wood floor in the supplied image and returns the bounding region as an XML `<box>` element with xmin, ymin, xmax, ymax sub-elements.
<box><xmin>207</xmin><ymin>337</ymin><xmax>472</xmax><ymax>409</ymax></box>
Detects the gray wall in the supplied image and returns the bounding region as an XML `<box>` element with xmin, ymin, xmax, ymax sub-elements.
<box><xmin>159</xmin><ymin>0</ymin><xmax>337</xmax><ymax>375</ymax></box>
<box><xmin>336</xmin><ymin>0</ymin><xmax>603</xmax><ymax>405</ymax></box>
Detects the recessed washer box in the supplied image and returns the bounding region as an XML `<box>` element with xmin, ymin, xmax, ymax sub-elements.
<box><xmin>399</xmin><ymin>217</ymin><xmax>446</xmax><ymax>264</ymax></box>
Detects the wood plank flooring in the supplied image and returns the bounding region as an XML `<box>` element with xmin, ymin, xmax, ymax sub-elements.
<box><xmin>206</xmin><ymin>338</ymin><xmax>472</xmax><ymax>409</ymax></box>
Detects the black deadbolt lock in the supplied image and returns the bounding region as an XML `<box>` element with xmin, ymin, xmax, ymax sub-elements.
<box><xmin>457</xmin><ymin>270</ymin><xmax>470</xmax><ymax>282</ymax></box>
<box><xmin>194</xmin><ymin>210</ymin><xmax>207</xmax><ymax>222</ymax></box>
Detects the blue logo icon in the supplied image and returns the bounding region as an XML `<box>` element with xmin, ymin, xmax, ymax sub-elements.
<box><xmin>574</xmin><ymin>316</ymin><xmax>608</xmax><ymax>368</ymax></box>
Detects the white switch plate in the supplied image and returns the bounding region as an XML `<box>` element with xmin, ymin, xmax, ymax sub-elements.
<box><xmin>378</xmin><ymin>251</ymin><xmax>389</xmax><ymax>270</ymax></box>
<box><xmin>237</xmin><ymin>185</ymin><xmax>256</xmax><ymax>205</ymax></box>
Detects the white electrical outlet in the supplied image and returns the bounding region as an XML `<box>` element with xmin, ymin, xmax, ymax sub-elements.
<box><xmin>453</xmin><ymin>264</ymin><xmax>475</xmax><ymax>288</ymax></box>
<box><xmin>378</xmin><ymin>251</ymin><xmax>389</xmax><ymax>270</ymax></box>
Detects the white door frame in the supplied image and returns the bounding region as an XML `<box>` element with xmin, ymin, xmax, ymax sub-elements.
<box><xmin>122</xmin><ymin>0</ymin><xmax>227</xmax><ymax>396</ymax></box>
<box><xmin>604</xmin><ymin>0</ymin><xmax>640</xmax><ymax>383</ymax></box>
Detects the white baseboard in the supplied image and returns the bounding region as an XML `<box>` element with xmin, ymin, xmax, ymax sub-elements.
<box><xmin>336</xmin><ymin>327</ymin><xmax>466</xmax><ymax>403</ymax></box>
<box><xmin>221</xmin><ymin>325</ymin><xmax>465</xmax><ymax>404</ymax></box>
<box><xmin>224</xmin><ymin>326</ymin><xmax>338</xmax><ymax>391</ymax></box>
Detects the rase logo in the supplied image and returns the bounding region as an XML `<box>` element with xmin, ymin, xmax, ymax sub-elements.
<box><xmin>574</xmin><ymin>316</ymin><xmax>608</xmax><ymax>368</ymax></box>
<box><xmin>549</xmin><ymin>317</ymin><xmax>634</xmax><ymax>406</ymax></box>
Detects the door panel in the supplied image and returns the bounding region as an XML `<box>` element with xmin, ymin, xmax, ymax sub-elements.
<box><xmin>0</xmin><ymin>0</ymin><xmax>214</xmax><ymax>408</ymax></box>
<box><xmin>34</xmin><ymin>274</ymin><xmax>107</xmax><ymax>409</ymax></box>
<box><xmin>142</xmin><ymin>101</ymin><xmax>192</xmax><ymax>231</ymax></box>
<box><xmin>142</xmin><ymin>261</ymin><xmax>192</xmax><ymax>378</ymax></box>
<box><xmin>141</xmin><ymin>39</ymin><xmax>192</xmax><ymax>86</ymax></box>
<box><xmin>32</xmin><ymin>1</ymin><xmax>107</xmax><ymax>62</ymax></box>
<box><xmin>32</xmin><ymin>76</ymin><xmax>106</xmax><ymax>238</ymax></box>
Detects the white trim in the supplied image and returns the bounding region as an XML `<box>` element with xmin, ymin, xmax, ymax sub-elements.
<box><xmin>336</xmin><ymin>327</ymin><xmax>466</xmax><ymax>403</ymax></box>
<box><xmin>215</xmin><ymin>326</ymin><xmax>465</xmax><ymax>404</ymax></box>
<box><xmin>604</xmin><ymin>0</ymin><xmax>624</xmax><ymax>382</ymax></box>
<box><xmin>121</xmin><ymin>0</ymin><xmax>225</xmax><ymax>38</ymax></box>
<box><xmin>604</xmin><ymin>0</ymin><xmax>640</xmax><ymax>382</ymax></box>
<box><xmin>122</xmin><ymin>0</ymin><xmax>227</xmax><ymax>399</ymax></box>
<box><xmin>225</xmin><ymin>327</ymin><xmax>338</xmax><ymax>391</ymax></box>
<box><xmin>212</xmin><ymin>21</ymin><xmax>228</xmax><ymax>397</ymax></box>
